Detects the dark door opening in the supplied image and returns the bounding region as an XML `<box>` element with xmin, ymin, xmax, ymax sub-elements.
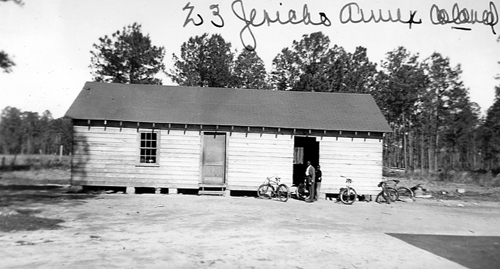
<box><xmin>293</xmin><ymin>137</ymin><xmax>319</xmax><ymax>186</ymax></box>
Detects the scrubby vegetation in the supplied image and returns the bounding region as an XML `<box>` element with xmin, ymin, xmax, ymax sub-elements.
<box><xmin>0</xmin><ymin>154</ymin><xmax>71</xmax><ymax>172</ymax></box>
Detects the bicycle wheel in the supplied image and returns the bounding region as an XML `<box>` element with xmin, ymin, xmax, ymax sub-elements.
<box><xmin>257</xmin><ymin>184</ymin><xmax>274</xmax><ymax>199</ymax></box>
<box><xmin>277</xmin><ymin>184</ymin><xmax>289</xmax><ymax>202</ymax></box>
<box><xmin>397</xmin><ymin>187</ymin><xmax>413</xmax><ymax>201</ymax></box>
<box><xmin>386</xmin><ymin>187</ymin><xmax>399</xmax><ymax>202</ymax></box>
<box><xmin>375</xmin><ymin>191</ymin><xmax>389</xmax><ymax>204</ymax></box>
<box><xmin>339</xmin><ymin>188</ymin><xmax>357</xmax><ymax>205</ymax></box>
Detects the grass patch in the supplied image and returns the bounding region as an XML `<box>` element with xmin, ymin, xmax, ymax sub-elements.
<box><xmin>384</xmin><ymin>167</ymin><xmax>500</xmax><ymax>188</ymax></box>
<box><xmin>0</xmin><ymin>154</ymin><xmax>71</xmax><ymax>171</ymax></box>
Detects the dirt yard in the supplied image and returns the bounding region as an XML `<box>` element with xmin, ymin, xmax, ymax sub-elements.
<box><xmin>1</xmin><ymin>184</ymin><xmax>500</xmax><ymax>268</ymax></box>
<box><xmin>1</xmin><ymin>168</ymin><xmax>500</xmax><ymax>268</ymax></box>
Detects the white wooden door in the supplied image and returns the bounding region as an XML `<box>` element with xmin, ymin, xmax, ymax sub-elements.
<box><xmin>202</xmin><ymin>133</ymin><xmax>226</xmax><ymax>185</ymax></box>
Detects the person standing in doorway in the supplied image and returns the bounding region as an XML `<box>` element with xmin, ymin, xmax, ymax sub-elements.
<box><xmin>314</xmin><ymin>165</ymin><xmax>322</xmax><ymax>201</ymax></box>
<box><xmin>305</xmin><ymin>161</ymin><xmax>316</xmax><ymax>203</ymax></box>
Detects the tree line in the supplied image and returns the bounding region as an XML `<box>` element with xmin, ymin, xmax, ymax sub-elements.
<box><xmin>0</xmin><ymin>107</ymin><xmax>72</xmax><ymax>156</ymax></box>
<box><xmin>3</xmin><ymin>22</ymin><xmax>500</xmax><ymax>176</ymax></box>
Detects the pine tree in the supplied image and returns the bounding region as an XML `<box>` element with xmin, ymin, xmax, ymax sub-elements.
<box><xmin>90</xmin><ymin>23</ymin><xmax>165</xmax><ymax>85</ymax></box>
<box><xmin>168</xmin><ymin>34</ymin><xmax>234</xmax><ymax>88</ymax></box>
<box><xmin>232</xmin><ymin>49</ymin><xmax>268</xmax><ymax>89</ymax></box>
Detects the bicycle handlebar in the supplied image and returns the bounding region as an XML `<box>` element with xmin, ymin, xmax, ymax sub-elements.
<box><xmin>340</xmin><ymin>175</ymin><xmax>352</xmax><ymax>184</ymax></box>
<box><xmin>266</xmin><ymin>176</ymin><xmax>281</xmax><ymax>183</ymax></box>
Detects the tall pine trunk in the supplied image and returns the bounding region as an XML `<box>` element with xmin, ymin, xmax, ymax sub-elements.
<box><xmin>421</xmin><ymin>133</ymin><xmax>425</xmax><ymax>176</ymax></box>
<box><xmin>409</xmin><ymin>130</ymin><xmax>414</xmax><ymax>173</ymax></box>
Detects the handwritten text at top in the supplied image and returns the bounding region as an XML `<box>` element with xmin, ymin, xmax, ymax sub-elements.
<box><xmin>182</xmin><ymin>1</ymin><xmax>499</xmax><ymax>50</ymax></box>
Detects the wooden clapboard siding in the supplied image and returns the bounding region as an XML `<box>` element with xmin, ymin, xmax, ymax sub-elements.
<box><xmin>72</xmin><ymin>125</ymin><xmax>384</xmax><ymax>194</ymax></box>
<box><xmin>72</xmin><ymin>126</ymin><xmax>201</xmax><ymax>187</ymax></box>
<box><xmin>319</xmin><ymin>137</ymin><xmax>383</xmax><ymax>195</ymax></box>
<box><xmin>227</xmin><ymin>133</ymin><xmax>294</xmax><ymax>189</ymax></box>
<box><xmin>160</xmin><ymin>130</ymin><xmax>201</xmax><ymax>186</ymax></box>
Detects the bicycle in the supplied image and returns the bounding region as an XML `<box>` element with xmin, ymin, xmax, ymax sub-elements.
<box><xmin>338</xmin><ymin>175</ymin><xmax>357</xmax><ymax>205</ymax></box>
<box><xmin>257</xmin><ymin>176</ymin><xmax>290</xmax><ymax>202</ymax></box>
<box><xmin>295</xmin><ymin>176</ymin><xmax>311</xmax><ymax>200</ymax></box>
<box><xmin>375</xmin><ymin>180</ymin><xmax>399</xmax><ymax>204</ymax></box>
<box><xmin>392</xmin><ymin>179</ymin><xmax>414</xmax><ymax>201</ymax></box>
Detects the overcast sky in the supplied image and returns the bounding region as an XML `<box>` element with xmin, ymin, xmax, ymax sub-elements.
<box><xmin>1</xmin><ymin>0</ymin><xmax>499</xmax><ymax>118</ymax></box>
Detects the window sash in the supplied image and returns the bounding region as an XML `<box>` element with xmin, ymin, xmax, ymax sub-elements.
<box><xmin>139</xmin><ymin>131</ymin><xmax>159</xmax><ymax>164</ymax></box>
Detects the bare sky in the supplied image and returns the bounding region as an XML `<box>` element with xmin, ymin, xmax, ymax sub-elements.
<box><xmin>1</xmin><ymin>0</ymin><xmax>499</xmax><ymax>118</ymax></box>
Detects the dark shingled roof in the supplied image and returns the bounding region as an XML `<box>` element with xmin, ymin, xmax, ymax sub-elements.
<box><xmin>65</xmin><ymin>82</ymin><xmax>392</xmax><ymax>133</ymax></box>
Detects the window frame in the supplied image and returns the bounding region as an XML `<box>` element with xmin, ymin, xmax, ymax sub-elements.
<box><xmin>136</xmin><ymin>130</ymin><xmax>160</xmax><ymax>167</ymax></box>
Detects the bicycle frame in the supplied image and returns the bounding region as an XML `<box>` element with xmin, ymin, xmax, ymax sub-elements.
<box><xmin>376</xmin><ymin>180</ymin><xmax>397</xmax><ymax>204</ymax></box>
<box><xmin>339</xmin><ymin>176</ymin><xmax>353</xmax><ymax>193</ymax></box>
<box><xmin>264</xmin><ymin>176</ymin><xmax>281</xmax><ymax>189</ymax></box>
<box><xmin>386</xmin><ymin>179</ymin><xmax>414</xmax><ymax>200</ymax></box>
<box><xmin>344</xmin><ymin>178</ymin><xmax>352</xmax><ymax>192</ymax></box>
<box><xmin>257</xmin><ymin>176</ymin><xmax>289</xmax><ymax>202</ymax></box>
<box><xmin>339</xmin><ymin>176</ymin><xmax>357</xmax><ymax>204</ymax></box>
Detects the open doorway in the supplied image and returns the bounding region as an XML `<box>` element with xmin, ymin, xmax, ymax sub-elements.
<box><xmin>293</xmin><ymin>137</ymin><xmax>319</xmax><ymax>186</ymax></box>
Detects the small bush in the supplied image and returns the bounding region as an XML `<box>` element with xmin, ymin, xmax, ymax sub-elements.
<box><xmin>490</xmin><ymin>173</ymin><xmax>500</xmax><ymax>188</ymax></box>
<box><xmin>470</xmin><ymin>171</ymin><xmax>494</xmax><ymax>187</ymax></box>
<box><xmin>492</xmin><ymin>167</ymin><xmax>500</xmax><ymax>178</ymax></box>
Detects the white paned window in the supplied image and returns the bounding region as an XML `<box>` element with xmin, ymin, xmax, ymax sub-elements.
<box><xmin>139</xmin><ymin>131</ymin><xmax>159</xmax><ymax>164</ymax></box>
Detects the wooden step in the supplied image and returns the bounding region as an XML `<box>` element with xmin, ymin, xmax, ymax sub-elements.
<box><xmin>198</xmin><ymin>190</ymin><xmax>226</xmax><ymax>196</ymax></box>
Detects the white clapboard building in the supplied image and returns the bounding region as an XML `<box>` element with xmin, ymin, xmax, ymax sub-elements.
<box><xmin>65</xmin><ymin>82</ymin><xmax>391</xmax><ymax>196</ymax></box>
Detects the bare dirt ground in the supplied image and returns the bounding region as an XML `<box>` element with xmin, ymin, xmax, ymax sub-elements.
<box><xmin>1</xmin><ymin>169</ymin><xmax>500</xmax><ymax>268</ymax></box>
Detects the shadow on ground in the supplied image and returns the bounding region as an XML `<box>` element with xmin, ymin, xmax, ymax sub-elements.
<box><xmin>0</xmin><ymin>184</ymin><xmax>97</xmax><ymax>232</ymax></box>
<box><xmin>388</xmin><ymin>233</ymin><xmax>500</xmax><ymax>269</ymax></box>
<box><xmin>0</xmin><ymin>185</ymin><xmax>97</xmax><ymax>207</ymax></box>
